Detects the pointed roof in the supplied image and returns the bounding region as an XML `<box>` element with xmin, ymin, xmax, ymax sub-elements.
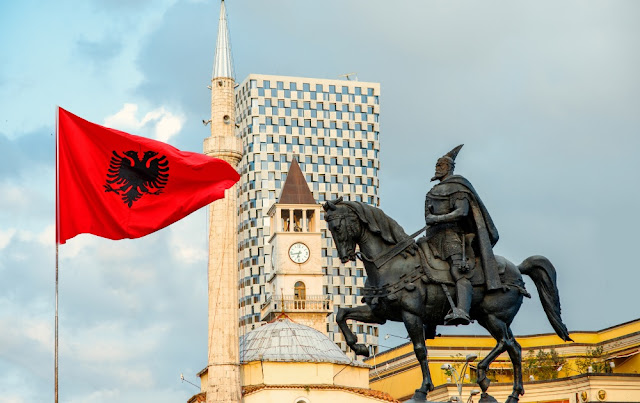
<box><xmin>278</xmin><ymin>159</ymin><xmax>316</xmax><ymax>205</ymax></box>
<box><xmin>212</xmin><ymin>0</ymin><xmax>235</xmax><ymax>79</ymax></box>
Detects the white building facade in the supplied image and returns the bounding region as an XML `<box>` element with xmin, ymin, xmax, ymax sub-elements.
<box><xmin>234</xmin><ymin>74</ymin><xmax>381</xmax><ymax>354</ymax></box>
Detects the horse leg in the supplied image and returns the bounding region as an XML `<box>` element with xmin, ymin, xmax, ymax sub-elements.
<box><xmin>504</xmin><ymin>327</ymin><xmax>524</xmax><ymax>403</ymax></box>
<box><xmin>475</xmin><ymin>315</ymin><xmax>509</xmax><ymax>403</ymax></box>
<box><xmin>402</xmin><ymin>311</ymin><xmax>434</xmax><ymax>401</ymax></box>
<box><xmin>336</xmin><ymin>305</ymin><xmax>386</xmax><ymax>357</ymax></box>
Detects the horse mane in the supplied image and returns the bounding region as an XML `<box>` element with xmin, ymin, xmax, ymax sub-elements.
<box><xmin>338</xmin><ymin>200</ymin><xmax>410</xmax><ymax>245</ymax></box>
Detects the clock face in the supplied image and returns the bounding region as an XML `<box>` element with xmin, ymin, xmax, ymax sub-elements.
<box><xmin>289</xmin><ymin>242</ymin><xmax>310</xmax><ymax>264</ymax></box>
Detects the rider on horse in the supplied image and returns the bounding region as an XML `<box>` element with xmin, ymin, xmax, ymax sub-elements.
<box><xmin>425</xmin><ymin>144</ymin><xmax>503</xmax><ymax>326</ymax></box>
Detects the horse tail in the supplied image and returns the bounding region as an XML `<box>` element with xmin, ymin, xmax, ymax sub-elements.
<box><xmin>518</xmin><ymin>255</ymin><xmax>573</xmax><ymax>342</ymax></box>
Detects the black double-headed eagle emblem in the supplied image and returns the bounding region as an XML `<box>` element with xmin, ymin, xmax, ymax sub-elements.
<box><xmin>104</xmin><ymin>150</ymin><xmax>169</xmax><ymax>207</ymax></box>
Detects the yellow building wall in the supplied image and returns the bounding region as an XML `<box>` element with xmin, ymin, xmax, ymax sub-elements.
<box><xmin>367</xmin><ymin>319</ymin><xmax>640</xmax><ymax>401</ymax></box>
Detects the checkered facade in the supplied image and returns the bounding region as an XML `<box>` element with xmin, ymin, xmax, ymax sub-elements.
<box><xmin>234</xmin><ymin>74</ymin><xmax>381</xmax><ymax>356</ymax></box>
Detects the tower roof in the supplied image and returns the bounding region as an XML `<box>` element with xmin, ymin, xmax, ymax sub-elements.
<box><xmin>278</xmin><ymin>159</ymin><xmax>316</xmax><ymax>205</ymax></box>
<box><xmin>240</xmin><ymin>318</ymin><xmax>368</xmax><ymax>366</ymax></box>
<box><xmin>212</xmin><ymin>0</ymin><xmax>234</xmax><ymax>79</ymax></box>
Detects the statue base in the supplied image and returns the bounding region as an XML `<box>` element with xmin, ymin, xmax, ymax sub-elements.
<box><xmin>478</xmin><ymin>392</ymin><xmax>499</xmax><ymax>403</ymax></box>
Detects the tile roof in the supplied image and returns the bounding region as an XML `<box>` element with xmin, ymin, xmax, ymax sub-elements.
<box><xmin>242</xmin><ymin>383</ymin><xmax>400</xmax><ymax>402</ymax></box>
<box><xmin>240</xmin><ymin>318</ymin><xmax>368</xmax><ymax>367</ymax></box>
<box><xmin>278</xmin><ymin>159</ymin><xmax>316</xmax><ymax>205</ymax></box>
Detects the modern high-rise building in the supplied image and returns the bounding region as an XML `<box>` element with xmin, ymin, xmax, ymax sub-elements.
<box><xmin>234</xmin><ymin>74</ymin><xmax>382</xmax><ymax>355</ymax></box>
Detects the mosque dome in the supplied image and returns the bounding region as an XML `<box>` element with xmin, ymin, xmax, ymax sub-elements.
<box><xmin>240</xmin><ymin>318</ymin><xmax>368</xmax><ymax>367</ymax></box>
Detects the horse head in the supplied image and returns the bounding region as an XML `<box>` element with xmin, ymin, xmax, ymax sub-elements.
<box><xmin>324</xmin><ymin>197</ymin><xmax>411</xmax><ymax>264</ymax></box>
<box><xmin>323</xmin><ymin>197</ymin><xmax>361</xmax><ymax>263</ymax></box>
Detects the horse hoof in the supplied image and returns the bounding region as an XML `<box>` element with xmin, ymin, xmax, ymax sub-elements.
<box><xmin>478</xmin><ymin>376</ymin><xmax>491</xmax><ymax>392</ymax></box>
<box><xmin>505</xmin><ymin>395</ymin><xmax>520</xmax><ymax>403</ymax></box>
<box><xmin>411</xmin><ymin>388</ymin><xmax>427</xmax><ymax>401</ymax></box>
<box><xmin>478</xmin><ymin>393</ymin><xmax>498</xmax><ymax>403</ymax></box>
<box><xmin>353</xmin><ymin>343</ymin><xmax>370</xmax><ymax>357</ymax></box>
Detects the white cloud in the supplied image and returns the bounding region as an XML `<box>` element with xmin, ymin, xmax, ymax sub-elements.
<box><xmin>104</xmin><ymin>103</ymin><xmax>185</xmax><ymax>143</ymax></box>
<box><xmin>0</xmin><ymin>228</ymin><xmax>16</xmax><ymax>250</ymax></box>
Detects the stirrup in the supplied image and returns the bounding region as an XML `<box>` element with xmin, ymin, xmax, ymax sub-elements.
<box><xmin>444</xmin><ymin>308</ymin><xmax>471</xmax><ymax>326</ymax></box>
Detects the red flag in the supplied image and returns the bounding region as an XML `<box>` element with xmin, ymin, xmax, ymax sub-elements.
<box><xmin>56</xmin><ymin>107</ymin><xmax>240</xmax><ymax>244</ymax></box>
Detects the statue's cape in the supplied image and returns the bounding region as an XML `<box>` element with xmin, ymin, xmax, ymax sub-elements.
<box><xmin>429</xmin><ymin>175</ymin><xmax>502</xmax><ymax>290</ymax></box>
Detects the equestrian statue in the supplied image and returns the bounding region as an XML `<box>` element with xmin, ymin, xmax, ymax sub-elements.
<box><xmin>324</xmin><ymin>145</ymin><xmax>572</xmax><ymax>403</ymax></box>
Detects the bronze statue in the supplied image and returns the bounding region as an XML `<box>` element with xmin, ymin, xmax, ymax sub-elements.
<box><xmin>424</xmin><ymin>144</ymin><xmax>501</xmax><ymax>326</ymax></box>
<box><xmin>323</xmin><ymin>148</ymin><xmax>572</xmax><ymax>403</ymax></box>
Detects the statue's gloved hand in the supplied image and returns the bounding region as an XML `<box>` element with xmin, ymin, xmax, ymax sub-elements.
<box><xmin>425</xmin><ymin>214</ymin><xmax>439</xmax><ymax>225</ymax></box>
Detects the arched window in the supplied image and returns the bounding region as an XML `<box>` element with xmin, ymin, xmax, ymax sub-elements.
<box><xmin>295</xmin><ymin>397</ymin><xmax>310</xmax><ymax>403</ymax></box>
<box><xmin>294</xmin><ymin>281</ymin><xmax>306</xmax><ymax>309</ymax></box>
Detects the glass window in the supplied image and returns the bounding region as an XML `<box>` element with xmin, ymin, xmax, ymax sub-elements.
<box><xmin>304</xmin><ymin>101</ymin><xmax>310</xmax><ymax>110</ymax></box>
<box><xmin>290</xmin><ymin>82</ymin><xmax>297</xmax><ymax>91</ymax></box>
<box><xmin>367</xmin><ymin>88</ymin><xmax>374</xmax><ymax>95</ymax></box>
<box><xmin>277</xmin><ymin>81</ymin><xmax>284</xmax><ymax>90</ymax></box>
<box><xmin>278</xmin><ymin>99</ymin><xmax>285</xmax><ymax>108</ymax></box>
<box><xmin>303</xmin><ymin>83</ymin><xmax>310</xmax><ymax>91</ymax></box>
<box><xmin>336</xmin><ymin>94</ymin><xmax>342</xmax><ymax>102</ymax></box>
<box><xmin>304</xmin><ymin>119</ymin><xmax>311</xmax><ymax>128</ymax></box>
<box><xmin>250</xmin><ymin>79</ymin><xmax>257</xmax><ymax>89</ymax></box>
<box><xmin>355</xmin><ymin>87</ymin><xmax>362</xmax><ymax>95</ymax></box>
<box><xmin>263</xmin><ymin>80</ymin><xmax>270</xmax><ymax>89</ymax></box>
<box><xmin>265</xmin><ymin>99</ymin><xmax>272</xmax><ymax>107</ymax></box>
<box><xmin>355</xmin><ymin>105</ymin><xmax>361</xmax><ymax>113</ymax></box>
<box><xmin>316</xmin><ymin>84</ymin><xmax>323</xmax><ymax>92</ymax></box>
<box><xmin>329</xmin><ymin>85</ymin><xmax>336</xmax><ymax>94</ymax></box>
<box><xmin>342</xmin><ymin>86</ymin><xmax>348</xmax><ymax>94</ymax></box>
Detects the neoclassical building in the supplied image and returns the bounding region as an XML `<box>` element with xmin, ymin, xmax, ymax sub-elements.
<box><xmin>366</xmin><ymin>319</ymin><xmax>640</xmax><ymax>403</ymax></box>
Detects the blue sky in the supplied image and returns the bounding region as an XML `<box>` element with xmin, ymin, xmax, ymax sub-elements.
<box><xmin>2</xmin><ymin>1</ymin><xmax>640</xmax><ymax>402</ymax></box>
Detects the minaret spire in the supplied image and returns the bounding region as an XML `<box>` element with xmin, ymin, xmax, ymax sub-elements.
<box><xmin>202</xmin><ymin>1</ymin><xmax>242</xmax><ymax>403</ymax></box>
<box><xmin>212</xmin><ymin>0</ymin><xmax>234</xmax><ymax>79</ymax></box>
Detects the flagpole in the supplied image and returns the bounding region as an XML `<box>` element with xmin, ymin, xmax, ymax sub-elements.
<box><xmin>55</xmin><ymin>106</ymin><xmax>60</xmax><ymax>403</ymax></box>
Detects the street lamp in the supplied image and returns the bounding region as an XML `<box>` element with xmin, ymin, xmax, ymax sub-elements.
<box><xmin>441</xmin><ymin>354</ymin><xmax>478</xmax><ymax>402</ymax></box>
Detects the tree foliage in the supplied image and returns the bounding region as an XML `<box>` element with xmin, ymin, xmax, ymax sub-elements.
<box><xmin>524</xmin><ymin>348</ymin><xmax>567</xmax><ymax>380</ymax></box>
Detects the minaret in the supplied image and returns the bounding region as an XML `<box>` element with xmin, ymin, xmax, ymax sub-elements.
<box><xmin>203</xmin><ymin>1</ymin><xmax>242</xmax><ymax>402</ymax></box>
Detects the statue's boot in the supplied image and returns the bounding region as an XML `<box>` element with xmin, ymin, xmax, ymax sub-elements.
<box><xmin>444</xmin><ymin>278</ymin><xmax>472</xmax><ymax>326</ymax></box>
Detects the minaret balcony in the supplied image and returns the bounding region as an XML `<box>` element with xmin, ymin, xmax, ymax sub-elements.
<box><xmin>260</xmin><ymin>295</ymin><xmax>332</xmax><ymax>321</ymax></box>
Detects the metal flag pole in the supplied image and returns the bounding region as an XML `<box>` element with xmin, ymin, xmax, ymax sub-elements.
<box><xmin>54</xmin><ymin>106</ymin><xmax>59</xmax><ymax>403</ymax></box>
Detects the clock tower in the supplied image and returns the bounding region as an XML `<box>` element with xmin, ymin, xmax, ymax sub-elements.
<box><xmin>260</xmin><ymin>159</ymin><xmax>332</xmax><ymax>333</ymax></box>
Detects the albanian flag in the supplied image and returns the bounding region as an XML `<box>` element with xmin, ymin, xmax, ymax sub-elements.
<box><xmin>56</xmin><ymin>107</ymin><xmax>240</xmax><ymax>244</ymax></box>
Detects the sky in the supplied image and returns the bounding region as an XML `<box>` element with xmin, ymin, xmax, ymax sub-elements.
<box><xmin>1</xmin><ymin>0</ymin><xmax>640</xmax><ymax>402</ymax></box>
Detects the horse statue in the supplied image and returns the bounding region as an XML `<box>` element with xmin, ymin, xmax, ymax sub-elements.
<box><xmin>323</xmin><ymin>197</ymin><xmax>572</xmax><ymax>403</ymax></box>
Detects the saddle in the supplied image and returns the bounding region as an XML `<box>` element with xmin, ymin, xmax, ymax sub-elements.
<box><xmin>416</xmin><ymin>236</ymin><xmax>506</xmax><ymax>286</ymax></box>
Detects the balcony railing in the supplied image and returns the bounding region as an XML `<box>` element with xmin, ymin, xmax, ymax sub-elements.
<box><xmin>261</xmin><ymin>294</ymin><xmax>332</xmax><ymax>314</ymax></box>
